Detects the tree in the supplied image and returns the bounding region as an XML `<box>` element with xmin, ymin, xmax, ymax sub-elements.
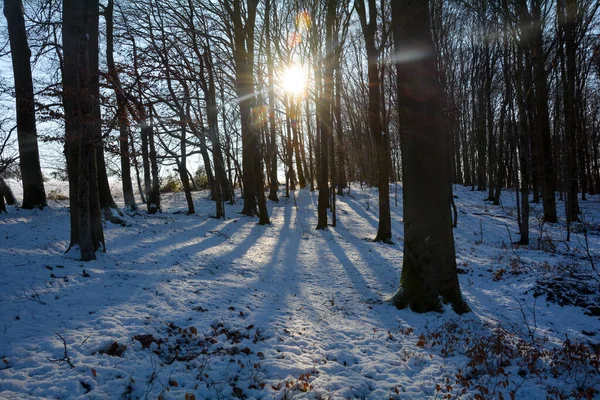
<box><xmin>103</xmin><ymin>0</ymin><xmax>137</xmax><ymax>210</ymax></box>
<box><xmin>559</xmin><ymin>0</ymin><xmax>581</xmax><ymax>223</ymax></box>
<box><xmin>265</xmin><ymin>0</ymin><xmax>279</xmax><ymax>202</ymax></box>
<box><xmin>390</xmin><ymin>0</ymin><xmax>469</xmax><ymax>314</ymax></box>
<box><xmin>3</xmin><ymin>0</ymin><xmax>47</xmax><ymax>209</ymax></box>
<box><xmin>529</xmin><ymin>0</ymin><xmax>557</xmax><ymax>223</ymax></box>
<box><xmin>225</xmin><ymin>0</ymin><xmax>267</xmax><ymax>223</ymax></box>
<box><xmin>63</xmin><ymin>0</ymin><xmax>105</xmax><ymax>261</ymax></box>
<box><xmin>316</xmin><ymin>0</ymin><xmax>335</xmax><ymax>230</ymax></box>
<box><xmin>355</xmin><ymin>0</ymin><xmax>392</xmax><ymax>243</ymax></box>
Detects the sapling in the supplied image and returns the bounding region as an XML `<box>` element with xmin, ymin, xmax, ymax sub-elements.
<box><xmin>576</xmin><ymin>210</ymin><xmax>596</xmax><ymax>272</ymax></box>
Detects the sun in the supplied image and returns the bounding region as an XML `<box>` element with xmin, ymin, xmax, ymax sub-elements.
<box><xmin>281</xmin><ymin>64</ymin><xmax>306</xmax><ymax>96</ymax></box>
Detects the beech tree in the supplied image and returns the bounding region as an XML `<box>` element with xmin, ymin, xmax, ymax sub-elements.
<box><xmin>103</xmin><ymin>0</ymin><xmax>137</xmax><ymax>210</ymax></box>
<box><xmin>355</xmin><ymin>0</ymin><xmax>392</xmax><ymax>242</ymax></box>
<box><xmin>3</xmin><ymin>0</ymin><xmax>47</xmax><ymax>209</ymax></box>
<box><xmin>63</xmin><ymin>0</ymin><xmax>105</xmax><ymax>261</ymax></box>
<box><xmin>316</xmin><ymin>0</ymin><xmax>335</xmax><ymax>230</ymax></box>
<box><xmin>390</xmin><ymin>0</ymin><xmax>469</xmax><ymax>313</ymax></box>
<box><xmin>223</xmin><ymin>0</ymin><xmax>269</xmax><ymax>224</ymax></box>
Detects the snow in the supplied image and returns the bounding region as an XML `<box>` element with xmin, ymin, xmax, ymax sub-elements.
<box><xmin>1</xmin><ymin>180</ymin><xmax>599</xmax><ymax>399</ymax></box>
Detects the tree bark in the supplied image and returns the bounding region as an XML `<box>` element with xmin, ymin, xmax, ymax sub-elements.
<box><xmin>316</xmin><ymin>0</ymin><xmax>335</xmax><ymax>230</ymax></box>
<box><xmin>559</xmin><ymin>0</ymin><xmax>580</xmax><ymax>222</ymax></box>
<box><xmin>514</xmin><ymin>44</ymin><xmax>530</xmax><ymax>245</ymax></box>
<box><xmin>390</xmin><ymin>0</ymin><xmax>468</xmax><ymax>314</ymax></box>
<box><xmin>104</xmin><ymin>0</ymin><xmax>136</xmax><ymax>210</ymax></box>
<box><xmin>265</xmin><ymin>0</ymin><xmax>279</xmax><ymax>202</ymax></box>
<box><xmin>63</xmin><ymin>0</ymin><xmax>105</xmax><ymax>261</ymax></box>
<box><xmin>0</xmin><ymin>177</ymin><xmax>16</xmax><ymax>205</ymax></box>
<box><xmin>228</xmin><ymin>0</ymin><xmax>262</xmax><ymax>218</ymax></box>
<box><xmin>335</xmin><ymin>62</ymin><xmax>346</xmax><ymax>195</ymax></box>
<box><xmin>4</xmin><ymin>0</ymin><xmax>47</xmax><ymax>209</ymax></box>
<box><xmin>531</xmin><ymin>0</ymin><xmax>557</xmax><ymax>222</ymax></box>
<box><xmin>355</xmin><ymin>0</ymin><xmax>391</xmax><ymax>242</ymax></box>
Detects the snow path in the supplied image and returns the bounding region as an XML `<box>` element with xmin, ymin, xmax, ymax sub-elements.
<box><xmin>1</xmin><ymin>183</ymin><xmax>599</xmax><ymax>399</ymax></box>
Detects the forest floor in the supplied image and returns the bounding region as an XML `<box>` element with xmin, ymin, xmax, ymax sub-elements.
<box><xmin>0</xmin><ymin>180</ymin><xmax>599</xmax><ymax>400</ymax></box>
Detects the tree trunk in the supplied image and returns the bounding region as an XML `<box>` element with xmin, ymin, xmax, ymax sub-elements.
<box><xmin>0</xmin><ymin>186</ymin><xmax>6</xmax><ymax>213</ymax></box>
<box><xmin>335</xmin><ymin>64</ymin><xmax>346</xmax><ymax>195</ymax></box>
<box><xmin>63</xmin><ymin>0</ymin><xmax>105</xmax><ymax>261</ymax></box>
<box><xmin>306</xmin><ymin>98</ymin><xmax>316</xmax><ymax>192</ymax></box>
<box><xmin>179</xmin><ymin>125</ymin><xmax>195</xmax><ymax>215</ymax></box>
<box><xmin>104</xmin><ymin>0</ymin><xmax>136</xmax><ymax>210</ymax></box>
<box><xmin>531</xmin><ymin>0</ymin><xmax>557</xmax><ymax>222</ymax></box>
<box><xmin>291</xmin><ymin>100</ymin><xmax>306</xmax><ymax>188</ymax></box>
<box><xmin>265</xmin><ymin>2</ymin><xmax>279</xmax><ymax>201</ymax></box>
<box><xmin>4</xmin><ymin>0</ymin><xmax>47</xmax><ymax>209</ymax></box>
<box><xmin>130</xmin><ymin>130</ymin><xmax>146</xmax><ymax>204</ymax></box>
<box><xmin>229</xmin><ymin>0</ymin><xmax>262</xmax><ymax>218</ymax></box>
<box><xmin>0</xmin><ymin>177</ymin><xmax>16</xmax><ymax>205</ymax></box>
<box><xmin>284</xmin><ymin>96</ymin><xmax>296</xmax><ymax>193</ymax></box>
<box><xmin>316</xmin><ymin>0</ymin><xmax>335</xmax><ymax>230</ymax></box>
<box><xmin>148</xmin><ymin>121</ymin><xmax>161</xmax><ymax>212</ymax></box>
<box><xmin>355</xmin><ymin>0</ymin><xmax>392</xmax><ymax>243</ymax></box>
<box><xmin>559</xmin><ymin>0</ymin><xmax>580</xmax><ymax>222</ymax></box>
<box><xmin>514</xmin><ymin>45</ymin><xmax>530</xmax><ymax>245</ymax></box>
<box><xmin>390</xmin><ymin>0</ymin><xmax>468</xmax><ymax>314</ymax></box>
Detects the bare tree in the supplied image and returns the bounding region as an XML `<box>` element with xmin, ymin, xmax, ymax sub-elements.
<box><xmin>63</xmin><ymin>0</ymin><xmax>105</xmax><ymax>261</ymax></box>
<box><xmin>3</xmin><ymin>0</ymin><xmax>47</xmax><ymax>209</ymax></box>
<box><xmin>390</xmin><ymin>0</ymin><xmax>469</xmax><ymax>314</ymax></box>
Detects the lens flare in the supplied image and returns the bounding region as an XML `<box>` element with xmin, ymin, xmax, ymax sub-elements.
<box><xmin>281</xmin><ymin>64</ymin><xmax>306</xmax><ymax>96</ymax></box>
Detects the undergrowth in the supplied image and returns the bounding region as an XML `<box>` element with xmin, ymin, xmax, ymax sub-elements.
<box><xmin>417</xmin><ymin>321</ymin><xmax>600</xmax><ymax>400</ymax></box>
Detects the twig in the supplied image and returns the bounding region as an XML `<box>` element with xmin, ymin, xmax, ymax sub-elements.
<box><xmin>504</xmin><ymin>223</ymin><xmax>515</xmax><ymax>248</ymax></box>
<box><xmin>577</xmin><ymin>211</ymin><xmax>596</xmax><ymax>272</ymax></box>
<box><xmin>475</xmin><ymin>218</ymin><xmax>484</xmax><ymax>244</ymax></box>
<box><xmin>81</xmin><ymin>334</ymin><xmax>92</xmax><ymax>346</ymax></box>
<box><xmin>207</xmin><ymin>230</ymin><xmax>229</xmax><ymax>239</ymax></box>
<box><xmin>47</xmin><ymin>332</ymin><xmax>75</xmax><ymax>368</ymax></box>
<box><xmin>26</xmin><ymin>286</ymin><xmax>47</xmax><ymax>305</ymax></box>
<box><xmin>511</xmin><ymin>296</ymin><xmax>537</xmax><ymax>343</ymax></box>
<box><xmin>503</xmin><ymin>223</ymin><xmax>524</xmax><ymax>266</ymax></box>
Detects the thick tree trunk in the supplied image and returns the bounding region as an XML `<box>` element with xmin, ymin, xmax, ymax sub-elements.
<box><xmin>229</xmin><ymin>0</ymin><xmax>262</xmax><ymax>218</ymax></box>
<box><xmin>4</xmin><ymin>0</ymin><xmax>47</xmax><ymax>210</ymax></box>
<box><xmin>390</xmin><ymin>0</ymin><xmax>468</xmax><ymax>314</ymax></box>
<box><xmin>559</xmin><ymin>0</ymin><xmax>580</xmax><ymax>222</ymax></box>
<box><xmin>531</xmin><ymin>0</ymin><xmax>557</xmax><ymax>222</ymax></box>
<box><xmin>63</xmin><ymin>0</ymin><xmax>105</xmax><ymax>261</ymax></box>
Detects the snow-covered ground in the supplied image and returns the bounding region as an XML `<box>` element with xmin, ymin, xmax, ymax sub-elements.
<box><xmin>0</xmin><ymin>180</ymin><xmax>599</xmax><ymax>399</ymax></box>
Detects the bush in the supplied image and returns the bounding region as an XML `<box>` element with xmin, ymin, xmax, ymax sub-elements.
<box><xmin>194</xmin><ymin>167</ymin><xmax>210</xmax><ymax>190</ymax></box>
<box><xmin>160</xmin><ymin>174</ymin><xmax>182</xmax><ymax>193</ymax></box>
<box><xmin>47</xmin><ymin>189</ymin><xmax>69</xmax><ymax>201</ymax></box>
